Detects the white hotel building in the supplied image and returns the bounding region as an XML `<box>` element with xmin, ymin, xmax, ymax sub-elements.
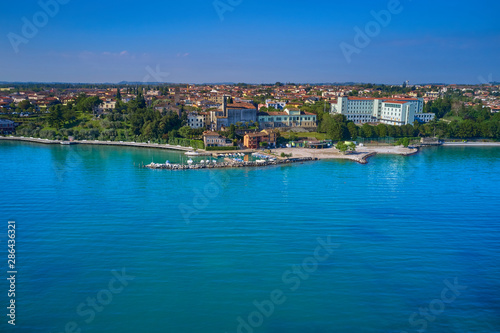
<box><xmin>331</xmin><ymin>97</ymin><xmax>435</xmax><ymax>126</ymax></box>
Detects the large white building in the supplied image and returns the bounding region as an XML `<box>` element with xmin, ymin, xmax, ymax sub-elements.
<box><xmin>187</xmin><ymin>112</ymin><xmax>206</xmax><ymax>129</ymax></box>
<box><xmin>380</xmin><ymin>101</ymin><xmax>416</xmax><ymax>126</ymax></box>
<box><xmin>258</xmin><ymin>108</ymin><xmax>317</xmax><ymax>129</ymax></box>
<box><xmin>330</xmin><ymin>97</ymin><xmax>434</xmax><ymax>126</ymax></box>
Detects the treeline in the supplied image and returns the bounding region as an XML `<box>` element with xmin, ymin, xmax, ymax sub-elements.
<box><xmin>14</xmin><ymin>93</ymin><xmax>196</xmax><ymax>143</ymax></box>
<box><xmin>316</xmin><ymin>111</ymin><xmax>500</xmax><ymax>141</ymax></box>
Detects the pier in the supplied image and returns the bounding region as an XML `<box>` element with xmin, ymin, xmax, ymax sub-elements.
<box><xmin>145</xmin><ymin>157</ymin><xmax>317</xmax><ymax>170</ymax></box>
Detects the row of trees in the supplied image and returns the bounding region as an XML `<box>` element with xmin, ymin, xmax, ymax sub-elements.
<box><xmin>14</xmin><ymin>93</ymin><xmax>192</xmax><ymax>143</ymax></box>
<box><xmin>319</xmin><ymin>114</ymin><xmax>500</xmax><ymax>141</ymax></box>
<box><xmin>302</xmin><ymin>98</ymin><xmax>500</xmax><ymax>141</ymax></box>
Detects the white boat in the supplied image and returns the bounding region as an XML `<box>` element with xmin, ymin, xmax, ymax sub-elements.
<box><xmin>185</xmin><ymin>151</ymin><xmax>200</xmax><ymax>156</ymax></box>
<box><xmin>187</xmin><ymin>159</ymin><xmax>193</xmax><ymax>165</ymax></box>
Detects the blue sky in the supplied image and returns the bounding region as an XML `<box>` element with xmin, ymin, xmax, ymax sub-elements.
<box><xmin>0</xmin><ymin>0</ymin><xmax>498</xmax><ymax>84</ymax></box>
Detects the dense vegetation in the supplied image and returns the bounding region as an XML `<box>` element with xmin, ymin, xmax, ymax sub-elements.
<box><xmin>301</xmin><ymin>99</ymin><xmax>500</xmax><ymax>141</ymax></box>
<box><xmin>3</xmin><ymin>86</ymin><xmax>500</xmax><ymax>147</ymax></box>
<box><xmin>11</xmin><ymin>92</ymin><xmax>204</xmax><ymax>149</ymax></box>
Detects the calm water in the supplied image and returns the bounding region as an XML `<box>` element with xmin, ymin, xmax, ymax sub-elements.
<box><xmin>0</xmin><ymin>141</ymin><xmax>499</xmax><ymax>333</ymax></box>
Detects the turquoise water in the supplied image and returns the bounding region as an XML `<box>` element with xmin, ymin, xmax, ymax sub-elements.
<box><xmin>1</xmin><ymin>141</ymin><xmax>499</xmax><ymax>333</ymax></box>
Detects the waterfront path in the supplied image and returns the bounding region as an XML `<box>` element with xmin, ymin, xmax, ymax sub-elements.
<box><xmin>273</xmin><ymin>146</ymin><xmax>418</xmax><ymax>164</ymax></box>
<box><xmin>0</xmin><ymin>136</ymin><xmax>208</xmax><ymax>153</ymax></box>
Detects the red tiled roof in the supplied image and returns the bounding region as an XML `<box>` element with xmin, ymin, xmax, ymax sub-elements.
<box><xmin>347</xmin><ymin>97</ymin><xmax>375</xmax><ymax>101</ymax></box>
<box><xmin>383</xmin><ymin>98</ymin><xmax>419</xmax><ymax>102</ymax></box>
<box><xmin>226</xmin><ymin>103</ymin><xmax>256</xmax><ymax>109</ymax></box>
<box><xmin>383</xmin><ymin>101</ymin><xmax>407</xmax><ymax>104</ymax></box>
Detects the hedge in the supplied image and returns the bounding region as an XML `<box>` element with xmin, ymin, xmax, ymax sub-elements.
<box><xmin>167</xmin><ymin>138</ymin><xmax>204</xmax><ymax>149</ymax></box>
<box><xmin>205</xmin><ymin>146</ymin><xmax>239</xmax><ymax>151</ymax></box>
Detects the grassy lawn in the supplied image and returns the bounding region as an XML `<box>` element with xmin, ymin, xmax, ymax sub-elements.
<box><xmin>280</xmin><ymin>131</ymin><xmax>328</xmax><ymax>140</ymax></box>
<box><xmin>440</xmin><ymin>116</ymin><xmax>462</xmax><ymax>123</ymax></box>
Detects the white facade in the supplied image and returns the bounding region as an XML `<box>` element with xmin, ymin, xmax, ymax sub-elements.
<box><xmin>187</xmin><ymin>113</ymin><xmax>206</xmax><ymax>129</ymax></box>
<box><xmin>380</xmin><ymin>102</ymin><xmax>416</xmax><ymax>126</ymax></box>
<box><xmin>414</xmin><ymin>113</ymin><xmax>435</xmax><ymax>123</ymax></box>
<box><xmin>331</xmin><ymin>97</ymin><xmax>433</xmax><ymax>126</ymax></box>
<box><xmin>265</xmin><ymin>99</ymin><xmax>287</xmax><ymax>110</ymax></box>
<box><xmin>97</xmin><ymin>100</ymin><xmax>116</xmax><ymax>113</ymax></box>
<box><xmin>330</xmin><ymin>97</ymin><xmax>377</xmax><ymax>124</ymax></box>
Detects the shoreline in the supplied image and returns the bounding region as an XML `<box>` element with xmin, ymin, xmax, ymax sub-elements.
<box><xmin>2</xmin><ymin>136</ymin><xmax>499</xmax><ymax>168</ymax></box>
<box><xmin>271</xmin><ymin>146</ymin><xmax>419</xmax><ymax>164</ymax></box>
<box><xmin>442</xmin><ymin>142</ymin><xmax>500</xmax><ymax>146</ymax></box>
<box><xmin>0</xmin><ymin>136</ymin><xmax>209</xmax><ymax>153</ymax></box>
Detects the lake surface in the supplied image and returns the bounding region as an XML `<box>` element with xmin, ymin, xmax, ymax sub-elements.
<box><xmin>1</xmin><ymin>141</ymin><xmax>499</xmax><ymax>333</ymax></box>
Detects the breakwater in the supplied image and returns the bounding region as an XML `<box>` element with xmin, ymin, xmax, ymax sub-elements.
<box><xmin>145</xmin><ymin>157</ymin><xmax>317</xmax><ymax>170</ymax></box>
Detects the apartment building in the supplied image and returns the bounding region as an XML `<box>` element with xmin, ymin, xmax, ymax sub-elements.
<box><xmin>187</xmin><ymin>112</ymin><xmax>206</xmax><ymax>129</ymax></box>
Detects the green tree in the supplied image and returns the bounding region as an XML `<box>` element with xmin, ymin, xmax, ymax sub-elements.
<box><xmin>336</xmin><ymin>141</ymin><xmax>347</xmax><ymax>153</ymax></box>
<box><xmin>289</xmin><ymin>133</ymin><xmax>299</xmax><ymax>142</ymax></box>
<box><xmin>362</xmin><ymin>123</ymin><xmax>374</xmax><ymax>138</ymax></box>
<box><xmin>376</xmin><ymin>124</ymin><xmax>388</xmax><ymax>137</ymax></box>
<box><xmin>327</xmin><ymin>122</ymin><xmax>349</xmax><ymax>141</ymax></box>
<box><xmin>347</xmin><ymin>122</ymin><xmax>358</xmax><ymax>140</ymax></box>
<box><xmin>18</xmin><ymin>100</ymin><xmax>32</xmax><ymax>110</ymax></box>
<box><xmin>179</xmin><ymin>125</ymin><xmax>193</xmax><ymax>138</ymax></box>
<box><xmin>397</xmin><ymin>137</ymin><xmax>410</xmax><ymax>147</ymax></box>
<box><xmin>47</xmin><ymin>105</ymin><xmax>64</xmax><ymax>129</ymax></box>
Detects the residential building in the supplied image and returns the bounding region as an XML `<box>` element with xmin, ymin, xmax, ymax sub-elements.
<box><xmin>208</xmin><ymin>95</ymin><xmax>230</xmax><ymax>104</ymax></box>
<box><xmin>203</xmin><ymin>131</ymin><xmax>233</xmax><ymax>147</ymax></box>
<box><xmin>211</xmin><ymin>99</ymin><xmax>258</xmax><ymax>130</ymax></box>
<box><xmin>425</xmin><ymin>91</ymin><xmax>441</xmax><ymax>98</ymax></box>
<box><xmin>0</xmin><ymin>119</ymin><xmax>16</xmax><ymax>134</ymax></box>
<box><xmin>265</xmin><ymin>99</ymin><xmax>287</xmax><ymax>110</ymax></box>
<box><xmin>258</xmin><ymin>108</ymin><xmax>317</xmax><ymax>129</ymax></box>
<box><xmin>243</xmin><ymin>129</ymin><xmax>277</xmax><ymax>149</ymax></box>
<box><xmin>414</xmin><ymin>113</ymin><xmax>436</xmax><ymax>123</ymax></box>
<box><xmin>187</xmin><ymin>112</ymin><xmax>206</xmax><ymax>129</ymax></box>
<box><xmin>97</xmin><ymin>100</ymin><xmax>117</xmax><ymax>113</ymax></box>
